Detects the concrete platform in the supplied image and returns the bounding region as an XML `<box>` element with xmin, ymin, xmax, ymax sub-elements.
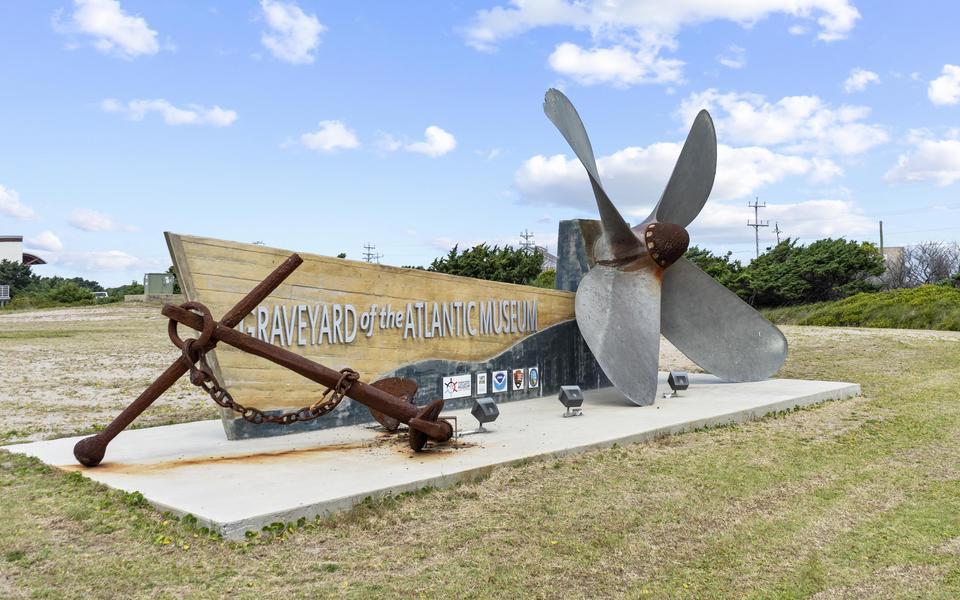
<box><xmin>4</xmin><ymin>374</ymin><xmax>859</xmax><ymax>540</ymax></box>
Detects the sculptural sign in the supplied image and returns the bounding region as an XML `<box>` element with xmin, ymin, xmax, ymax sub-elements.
<box><xmin>73</xmin><ymin>90</ymin><xmax>789</xmax><ymax>467</ymax></box>
<box><xmin>163</xmin><ymin>232</ymin><xmax>607</xmax><ymax>439</ymax></box>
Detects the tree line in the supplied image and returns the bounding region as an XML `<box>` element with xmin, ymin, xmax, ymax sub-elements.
<box><xmin>685</xmin><ymin>238</ymin><xmax>886</xmax><ymax>307</ymax></box>
<box><xmin>417</xmin><ymin>244</ymin><xmax>555</xmax><ymax>288</ymax></box>
<box><xmin>0</xmin><ymin>259</ymin><xmax>144</xmax><ymax>309</ymax></box>
<box><xmin>421</xmin><ymin>237</ymin><xmax>901</xmax><ymax>309</ymax></box>
<box><xmin>4</xmin><ymin>237</ymin><xmax>955</xmax><ymax>312</ymax></box>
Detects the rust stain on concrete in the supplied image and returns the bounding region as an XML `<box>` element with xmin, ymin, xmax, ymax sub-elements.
<box><xmin>62</xmin><ymin>441</ymin><xmax>381</xmax><ymax>474</ymax></box>
<box><xmin>60</xmin><ymin>430</ymin><xmax>475</xmax><ymax>474</ymax></box>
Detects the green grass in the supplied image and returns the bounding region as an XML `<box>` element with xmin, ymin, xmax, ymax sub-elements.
<box><xmin>1</xmin><ymin>327</ymin><xmax>960</xmax><ymax>598</ymax></box>
<box><xmin>765</xmin><ymin>285</ymin><xmax>960</xmax><ymax>331</ymax></box>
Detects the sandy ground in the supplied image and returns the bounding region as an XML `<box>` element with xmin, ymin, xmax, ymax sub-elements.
<box><xmin>0</xmin><ymin>304</ymin><xmax>214</xmax><ymax>442</ymax></box>
<box><xmin>2</xmin><ymin>303</ymin><xmax>957</xmax><ymax>443</ymax></box>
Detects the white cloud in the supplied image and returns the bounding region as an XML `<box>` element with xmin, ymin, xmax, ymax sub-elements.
<box><xmin>55</xmin><ymin>0</ymin><xmax>159</xmax><ymax>59</ymax></box>
<box><xmin>843</xmin><ymin>68</ymin><xmax>879</xmax><ymax>93</ymax></box>
<box><xmin>260</xmin><ymin>0</ymin><xmax>325</xmax><ymax>64</ymax></box>
<box><xmin>51</xmin><ymin>249</ymin><xmax>156</xmax><ymax>271</ymax></box>
<box><xmin>476</xmin><ymin>148</ymin><xmax>502</xmax><ymax>160</ymax></box>
<box><xmin>678</xmin><ymin>89</ymin><xmax>888</xmax><ymax>155</ymax></box>
<box><xmin>377</xmin><ymin>127</ymin><xmax>458</xmax><ymax>157</ymax></box>
<box><xmin>26</xmin><ymin>231</ymin><xmax>63</xmax><ymax>252</ymax></box>
<box><xmin>299</xmin><ymin>120</ymin><xmax>360</xmax><ymax>152</ymax></box>
<box><xmin>101</xmin><ymin>98</ymin><xmax>237</xmax><ymax>126</ymax></box>
<box><xmin>928</xmin><ymin>64</ymin><xmax>960</xmax><ymax>106</ymax></box>
<box><xmin>885</xmin><ymin>132</ymin><xmax>960</xmax><ymax>186</ymax></box>
<box><xmin>717</xmin><ymin>45</ymin><xmax>746</xmax><ymax>69</ymax></box>
<box><xmin>0</xmin><ymin>185</ymin><xmax>36</xmax><ymax>220</ymax></box>
<box><xmin>682</xmin><ymin>198</ymin><xmax>873</xmax><ymax>243</ymax></box>
<box><xmin>514</xmin><ymin>142</ymin><xmax>841</xmax><ymax>213</ymax></box>
<box><xmin>375</xmin><ymin>133</ymin><xmax>403</xmax><ymax>153</ymax></box>
<box><xmin>404</xmin><ymin>126</ymin><xmax>457</xmax><ymax>157</ymax></box>
<box><xmin>548</xmin><ymin>42</ymin><xmax>684</xmax><ymax>86</ymax></box>
<box><xmin>68</xmin><ymin>208</ymin><xmax>138</xmax><ymax>232</ymax></box>
<box><xmin>464</xmin><ymin>0</ymin><xmax>858</xmax><ymax>86</ymax></box>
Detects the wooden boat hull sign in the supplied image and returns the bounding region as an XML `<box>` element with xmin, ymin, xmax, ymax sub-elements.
<box><xmin>166</xmin><ymin>233</ymin><xmax>609</xmax><ymax>439</ymax></box>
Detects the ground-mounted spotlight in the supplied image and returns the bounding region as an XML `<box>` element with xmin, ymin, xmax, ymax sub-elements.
<box><xmin>559</xmin><ymin>385</ymin><xmax>584</xmax><ymax>417</ymax></box>
<box><xmin>663</xmin><ymin>371</ymin><xmax>689</xmax><ymax>398</ymax></box>
<box><xmin>458</xmin><ymin>397</ymin><xmax>500</xmax><ymax>436</ymax></box>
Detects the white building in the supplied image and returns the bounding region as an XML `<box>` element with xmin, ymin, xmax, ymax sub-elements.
<box><xmin>0</xmin><ymin>236</ymin><xmax>46</xmax><ymax>266</ymax></box>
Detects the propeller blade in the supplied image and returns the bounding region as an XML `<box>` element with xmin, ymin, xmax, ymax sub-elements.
<box><xmin>660</xmin><ymin>258</ymin><xmax>787</xmax><ymax>381</ymax></box>
<box><xmin>575</xmin><ymin>263</ymin><xmax>662</xmax><ymax>405</ymax></box>
<box><xmin>645</xmin><ymin>110</ymin><xmax>717</xmax><ymax>228</ymax></box>
<box><xmin>544</xmin><ymin>89</ymin><xmax>637</xmax><ymax>257</ymax></box>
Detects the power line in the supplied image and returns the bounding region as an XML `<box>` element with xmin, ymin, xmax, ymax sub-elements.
<box><xmin>747</xmin><ymin>197</ymin><xmax>769</xmax><ymax>258</ymax></box>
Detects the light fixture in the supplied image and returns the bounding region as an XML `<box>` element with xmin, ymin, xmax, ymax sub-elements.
<box><xmin>663</xmin><ymin>371</ymin><xmax>689</xmax><ymax>398</ymax></box>
<box><xmin>558</xmin><ymin>385</ymin><xmax>583</xmax><ymax>417</ymax></box>
<box><xmin>458</xmin><ymin>397</ymin><xmax>500</xmax><ymax>436</ymax></box>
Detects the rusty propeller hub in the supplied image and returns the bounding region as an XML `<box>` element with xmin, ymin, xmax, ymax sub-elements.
<box><xmin>641</xmin><ymin>222</ymin><xmax>689</xmax><ymax>269</ymax></box>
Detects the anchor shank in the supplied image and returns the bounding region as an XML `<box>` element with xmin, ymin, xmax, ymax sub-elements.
<box><xmin>162</xmin><ymin>304</ymin><xmax>447</xmax><ymax>437</ymax></box>
<box><xmin>73</xmin><ymin>254</ymin><xmax>304</xmax><ymax>467</ymax></box>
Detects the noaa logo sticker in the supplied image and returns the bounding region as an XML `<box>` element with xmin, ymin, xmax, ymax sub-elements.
<box><xmin>528</xmin><ymin>367</ymin><xmax>539</xmax><ymax>389</ymax></box>
<box><xmin>492</xmin><ymin>370</ymin><xmax>508</xmax><ymax>393</ymax></box>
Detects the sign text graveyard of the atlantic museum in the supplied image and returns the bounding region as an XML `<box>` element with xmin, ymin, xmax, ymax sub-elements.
<box><xmin>237</xmin><ymin>299</ymin><xmax>539</xmax><ymax>347</ymax></box>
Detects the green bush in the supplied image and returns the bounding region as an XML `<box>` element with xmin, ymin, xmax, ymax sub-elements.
<box><xmin>684</xmin><ymin>246</ymin><xmax>746</xmax><ymax>291</ymax></box>
<box><xmin>683</xmin><ymin>238</ymin><xmax>883</xmax><ymax>308</ymax></box>
<box><xmin>743</xmin><ymin>238</ymin><xmax>884</xmax><ymax>307</ymax></box>
<box><xmin>428</xmin><ymin>244</ymin><xmax>544</xmax><ymax>286</ymax></box>
<box><xmin>764</xmin><ymin>285</ymin><xmax>960</xmax><ymax>331</ymax></box>
<box><xmin>531</xmin><ymin>269</ymin><xmax>556</xmax><ymax>289</ymax></box>
<box><xmin>46</xmin><ymin>282</ymin><xmax>95</xmax><ymax>304</ymax></box>
<box><xmin>107</xmin><ymin>281</ymin><xmax>145</xmax><ymax>297</ymax></box>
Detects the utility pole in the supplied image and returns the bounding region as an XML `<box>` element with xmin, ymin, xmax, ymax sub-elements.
<box><xmin>747</xmin><ymin>197</ymin><xmax>769</xmax><ymax>259</ymax></box>
<box><xmin>519</xmin><ymin>229</ymin><xmax>535</xmax><ymax>253</ymax></box>
<box><xmin>879</xmin><ymin>220</ymin><xmax>884</xmax><ymax>254</ymax></box>
<box><xmin>519</xmin><ymin>229</ymin><xmax>535</xmax><ymax>251</ymax></box>
<box><xmin>772</xmin><ymin>222</ymin><xmax>782</xmax><ymax>244</ymax></box>
<box><xmin>362</xmin><ymin>242</ymin><xmax>382</xmax><ymax>264</ymax></box>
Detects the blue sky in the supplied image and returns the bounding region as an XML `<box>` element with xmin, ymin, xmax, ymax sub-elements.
<box><xmin>1</xmin><ymin>0</ymin><xmax>959</xmax><ymax>286</ymax></box>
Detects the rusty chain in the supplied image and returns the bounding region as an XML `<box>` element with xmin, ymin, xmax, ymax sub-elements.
<box><xmin>172</xmin><ymin>303</ymin><xmax>359</xmax><ymax>425</ymax></box>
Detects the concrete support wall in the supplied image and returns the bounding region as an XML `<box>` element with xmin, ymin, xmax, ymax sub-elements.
<box><xmin>556</xmin><ymin>219</ymin><xmax>601</xmax><ymax>292</ymax></box>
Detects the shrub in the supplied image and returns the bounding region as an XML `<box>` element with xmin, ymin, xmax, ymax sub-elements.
<box><xmin>46</xmin><ymin>282</ymin><xmax>95</xmax><ymax>304</ymax></box>
<box><xmin>428</xmin><ymin>244</ymin><xmax>544</xmax><ymax>286</ymax></box>
<box><xmin>531</xmin><ymin>269</ymin><xmax>556</xmax><ymax>289</ymax></box>
<box><xmin>764</xmin><ymin>285</ymin><xmax>960</xmax><ymax>331</ymax></box>
<box><xmin>743</xmin><ymin>238</ymin><xmax>884</xmax><ymax>307</ymax></box>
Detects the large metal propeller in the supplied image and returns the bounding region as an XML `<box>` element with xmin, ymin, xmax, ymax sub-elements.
<box><xmin>543</xmin><ymin>88</ymin><xmax>787</xmax><ymax>406</ymax></box>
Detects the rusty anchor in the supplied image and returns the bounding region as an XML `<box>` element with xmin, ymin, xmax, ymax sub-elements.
<box><xmin>73</xmin><ymin>253</ymin><xmax>453</xmax><ymax>467</ymax></box>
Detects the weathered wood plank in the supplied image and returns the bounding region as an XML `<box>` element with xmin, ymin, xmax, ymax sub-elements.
<box><xmin>166</xmin><ymin>232</ymin><xmax>577</xmax><ymax>417</ymax></box>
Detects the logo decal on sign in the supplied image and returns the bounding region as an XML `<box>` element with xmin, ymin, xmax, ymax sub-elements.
<box><xmin>441</xmin><ymin>374</ymin><xmax>472</xmax><ymax>400</ymax></box>
<box><xmin>476</xmin><ymin>372</ymin><xmax>488</xmax><ymax>395</ymax></box>
<box><xmin>528</xmin><ymin>367</ymin><xmax>539</xmax><ymax>389</ymax></box>
<box><xmin>492</xmin><ymin>370</ymin><xmax>508</xmax><ymax>393</ymax></box>
<box><xmin>512</xmin><ymin>368</ymin><xmax>525</xmax><ymax>390</ymax></box>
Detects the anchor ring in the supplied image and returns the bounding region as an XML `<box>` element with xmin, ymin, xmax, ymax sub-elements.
<box><xmin>168</xmin><ymin>301</ymin><xmax>215</xmax><ymax>352</ymax></box>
